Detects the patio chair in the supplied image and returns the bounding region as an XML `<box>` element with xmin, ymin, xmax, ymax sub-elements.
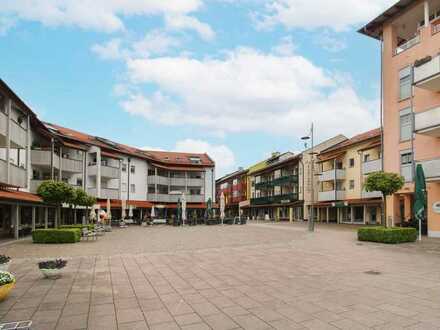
<box><xmin>81</xmin><ymin>227</ymin><xmax>97</xmax><ymax>241</ymax></box>
<box><xmin>0</xmin><ymin>320</ymin><xmax>32</xmax><ymax>329</ymax></box>
<box><xmin>95</xmin><ymin>225</ymin><xmax>106</xmax><ymax>236</ymax></box>
<box><xmin>119</xmin><ymin>220</ymin><xmax>128</xmax><ymax>228</ymax></box>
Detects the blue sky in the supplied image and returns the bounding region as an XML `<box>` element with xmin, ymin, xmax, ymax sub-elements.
<box><xmin>0</xmin><ymin>0</ymin><xmax>395</xmax><ymax>176</ymax></box>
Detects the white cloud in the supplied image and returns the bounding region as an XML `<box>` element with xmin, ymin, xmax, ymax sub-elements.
<box><xmin>119</xmin><ymin>47</ymin><xmax>378</xmax><ymax>141</ymax></box>
<box><xmin>91</xmin><ymin>30</ymin><xmax>180</xmax><ymax>61</ymax></box>
<box><xmin>271</xmin><ymin>35</ymin><xmax>295</xmax><ymax>56</ymax></box>
<box><xmin>314</xmin><ymin>33</ymin><xmax>347</xmax><ymax>53</ymax></box>
<box><xmin>174</xmin><ymin>139</ymin><xmax>235</xmax><ymax>176</ymax></box>
<box><xmin>0</xmin><ymin>0</ymin><xmax>212</xmax><ymax>38</ymax></box>
<box><xmin>165</xmin><ymin>14</ymin><xmax>215</xmax><ymax>41</ymax></box>
<box><xmin>255</xmin><ymin>0</ymin><xmax>396</xmax><ymax>31</ymax></box>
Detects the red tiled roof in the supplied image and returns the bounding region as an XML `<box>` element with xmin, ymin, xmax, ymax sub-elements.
<box><xmin>320</xmin><ymin>128</ymin><xmax>381</xmax><ymax>155</ymax></box>
<box><xmin>0</xmin><ymin>189</ymin><xmax>43</xmax><ymax>203</ymax></box>
<box><xmin>44</xmin><ymin>122</ymin><xmax>214</xmax><ymax>167</ymax></box>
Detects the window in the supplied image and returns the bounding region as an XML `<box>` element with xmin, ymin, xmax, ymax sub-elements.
<box><xmin>148</xmin><ymin>168</ymin><xmax>155</xmax><ymax>176</ymax></box>
<box><xmin>122</xmin><ymin>183</ymin><xmax>127</xmax><ymax>192</ymax></box>
<box><xmin>130</xmin><ymin>184</ymin><xmax>135</xmax><ymax>193</ymax></box>
<box><xmin>400</xmin><ymin>108</ymin><xmax>412</xmax><ymax>141</ymax></box>
<box><xmin>399</xmin><ymin>67</ymin><xmax>412</xmax><ymax>100</ymax></box>
<box><xmin>148</xmin><ymin>184</ymin><xmax>156</xmax><ymax>194</ymax></box>
<box><xmin>76</xmin><ymin>178</ymin><xmax>83</xmax><ymax>187</ymax></box>
<box><xmin>349</xmin><ymin>180</ymin><xmax>355</xmax><ymax>190</ymax></box>
<box><xmin>122</xmin><ymin>163</ymin><xmax>127</xmax><ymax>172</ymax></box>
<box><xmin>349</xmin><ymin>158</ymin><xmax>355</xmax><ymax>168</ymax></box>
<box><xmin>130</xmin><ymin>165</ymin><xmax>135</xmax><ymax>174</ymax></box>
<box><xmin>233</xmin><ymin>179</ymin><xmax>238</xmax><ymax>185</ymax></box>
<box><xmin>189</xmin><ymin>156</ymin><xmax>201</xmax><ymax>164</ymax></box>
<box><xmin>364</xmin><ymin>154</ymin><xmax>370</xmax><ymax>162</ymax></box>
<box><xmin>400</xmin><ymin>150</ymin><xmax>413</xmax><ymax>182</ymax></box>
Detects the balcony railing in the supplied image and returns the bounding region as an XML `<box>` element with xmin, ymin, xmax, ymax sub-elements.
<box><xmin>251</xmin><ymin>193</ymin><xmax>298</xmax><ymax>205</ymax></box>
<box><xmin>88</xmin><ymin>164</ymin><xmax>119</xmax><ymax>179</ymax></box>
<box><xmin>9</xmin><ymin>164</ymin><xmax>27</xmax><ymax>188</ymax></box>
<box><xmin>318</xmin><ymin>190</ymin><xmax>345</xmax><ymax>202</ymax></box>
<box><xmin>10</xmin><ymin>120</ymin><xmax>27</xmax><ymax>148</ymax></box>
<box><xmin>61</xmin><ymin>157</ymin><xmax>83</xmax><ymax>173</ymax></box>
<box><xmin>0</xmin><ymin>111</ymin><xmax>6</xmax><ymax>138</ymax></box>
<box><xmin>414</xmin><ymin>54</ymin><xmax>440</xmax><ymax>91</ymax></box>
<box><xmin>419</xmin><ymin>158</ymin><xmax>440</xmax><ymax>181</ymax></box>
<box><xmin>0</xmin><ymin>159</ymin><xmax>7</xmax><ymax>183</ymax></box>
<box><xmin>363</xmin><ymin>159</ymin><xmax>382</xmax><ymax>174</ymax></box>
<box><xmin>318</xmin><ymin>169</ymin><xmax>345</xmax><ymax>182</ymax></box>
<box><xmin>31</xmin><ymin>150</ymin><xmax>60</xmax><ymax>168</ymax></box>
<box><xmin>255</xmin><ymin>175</ymin><xmax>298</xmax><ymax>189</ymax></box>
<box><xmin>415</xmin><ymin>106</ymin><xmax>440</xmax><ymax>137</ymax></box>
<box><xmin>361</xmin><ymin>190</ymin><xmax>382</xmax><ymax>199</ymax></box>
<box><xmin>395</xmin><ymin>34</ymin><xmax>420</xmax><ymax>55</ymax></box>
<box><xmin>101</xmin><ymin>188</ymin><xmax>119</xmax><ymax>200</ymax></box>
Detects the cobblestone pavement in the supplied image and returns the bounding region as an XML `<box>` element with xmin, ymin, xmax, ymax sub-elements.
<box><xmin>1</xmin><ymin>222</ymin><xmax>440</xmax><ymax>330</ymax></box>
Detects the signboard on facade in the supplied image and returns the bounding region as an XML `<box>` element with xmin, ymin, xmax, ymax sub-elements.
<box><xmin>433</xmin><ymin>202</ymin><xmax>440</xmax><ymax>214</ymax></box>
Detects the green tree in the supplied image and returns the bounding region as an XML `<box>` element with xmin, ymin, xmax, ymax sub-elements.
<box><xmin>364</xmin><ymin>172</ymin><xmax>404</xmax><ymax>227</ymax></box>
<box><xmin>71</xmin><ymin>188</ymin><xmax>88</xmax><ymax>224</ymax></box>
<box><xmin>37</xmin><ymin>180</ymin><xmax>75</xmax><ymax>227</ymax></box>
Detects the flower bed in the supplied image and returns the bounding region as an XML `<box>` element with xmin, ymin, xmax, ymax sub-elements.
<box><xmin>0</xmin><ymin>271</ymin><xmax>15</xmax><ymax>301</ymax></box>
<box><xmin>59</xmin><ymin>224</ymin><xmax>95</xmax><ymax>231</ymax></box>
<box><xmin>358</xmin><ymin>226</ymin><xmax>417</xmax><ymax>244</ymax></box>
<box><xmin>32</xmin><ymin>229</ymin><xmax>81</xmax><ymax>244</ymax></box>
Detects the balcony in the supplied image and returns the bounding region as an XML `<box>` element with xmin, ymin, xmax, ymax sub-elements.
<box><xmin>186</xmin><ymin>195</ymin><xmax>204</xmax><ymax>203</ymax></box>
<box><xmin>251</xmin><ymin>193</ymin><xmax>298</xmax><ymax>206</ymax></box>
<box><xmin>101</xmin><ymin>188</ymin><xmax>119</xmax><ymax>200</ymax></box>
<box><xmin>148</xmin><ymin>175</ymin><xmax>170</xmax><ymax>185</ymax></box>
<box><xmin>395</xmin><ymin>34</ymin><xmax>420</xmax><ymax>55</ymax></box>
<box><xmin>361</xmin><ymin>190</ymin><xmax>383</xmax><ymax>199</ymax></box>
<box><xmin>415</xmin><ymin>106</ymin><xmax>440</xmax><ymax>137</ymax></box>
<box><xmin>363</xmin><ymin>159</ymin><xmax>382</xmax><ymax>174</ymax></box>
<box><xmin>170</xmin><ymin>177</ymin><xmax>186</xmax><ymax>186</ymax></box>
<box><xmin>255</xmin><ymin>175</ymin><xmax>298</xmax><ymax>189</ymax></box>
<box><xmin>414</xmin><ymin>54</ymin><xmax>440</xmax><ymax>91</ymax></box>
<box><xmin>88</xmin><ymin>164</ymin><xmax>119</xmax><ymax>179</ymax></box>
<box><xmin>318</xmin><ymin>190</ymin><xmax>345</xmax><ymax>202</ymax></box>
<box><xmin>61</xmin><ymin>157</ymin><xmax>83</xmax><ymax>173</ymax></box>
<box><xmin>187</xmin><ymin>178</ymin><xmax>204</xmax><ymax>186</ymax></box>
<box><xmin>31</xmin><ymin>150</ymin><xmax>60</xmax><ymax>168</ymax></box>
<box><xmin>318</xmin><ymin>169</ymin><xmax>345</xmax><ymax>182</ymax></box>
<box><xmin>0</xmin><ymin>159</ymin><xmax>6</xmax><ymax>183</ymax></box>
<box><xmin>9</xmin><ymin>164</ymin><xmax>27</xmax><ymax>188</ymax></box>
<box><xmin>0</xmin><ymin>111</ymin><xmax>6</xmax><ymax>138</ymax></box>
<box><xmin>419</xmin><ymin>158</ymin><xmax>440</xmax><ymax>181</ymax></box>
<box><xmin>30</xmin><ymin>179</ymin><xmax>44</xmax><ymax>193</ymax></box>
<box><xmin>147</xmin><ymin>194</ymin><xmax>180</xmax><ymax>203</ymax></box>
<box><xmin>10</xmin><ymin>120</ymin><xmax>27</xmax><ymax>148</ymax></box>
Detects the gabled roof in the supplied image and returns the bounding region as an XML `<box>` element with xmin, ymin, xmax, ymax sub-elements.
<box><xmin>216</xmin><ymin>168</ymin><xmax>248</xmax><ymax>184</ymax></box>
<box><xmin>358</xmin><ymin>0</ymin><xmax>414</xmax><ymax>39</ymax></box>
<box><xmin>320</xmin><ymin>128</ymin><xmax>381</xmax><ymax>156</ymax></box>
<box><xmin>44</xmin><ymin>122</ymin><xmax>214</xmax><ymax>167</ymax></box>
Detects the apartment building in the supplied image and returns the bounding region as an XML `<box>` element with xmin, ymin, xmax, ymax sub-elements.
<box><xmin>0</xmin><ymin>79</ymin><xmax>216</xmax><ymax>238</ymax></box>
<box><xmin>246</xmin><ymin>152</ymin><xmax>301</xmax><ymax>221</ymax></box>
<box><xmin>361</xmin><ymin>0</ymin><xmax>440</xmax><ymax>236</ymax></box>
<box><xmin>215</xmin><ymin>167</ymin><xmax>248</xmax><ymax>218</ymax></box>
<box><xmin>315</xmin><ymin>129</ymin><xmax>383</xmax><ymax>224</ymax></box>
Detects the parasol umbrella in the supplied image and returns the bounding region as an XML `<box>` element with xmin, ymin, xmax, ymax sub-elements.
<box><xmin>151</xmin><ymin>205</ymin><xmax>155</xmax><ymax>218</ymax></box>
<box><xmin>414</xmin><ymin>164</ymin><xmax>427</xmax><ymax>241</ymax></box>
<box><xmin>220</xmin><ymin>192</ymin><xmax>225</xmax><ymax>225</ymax></box>
<box><xmin>89</xmin><ymin>206</ymin><xmax>96</xmax><ymax>223</ymax></box>
<box><xmin>181</xmin><ymin>193</ymin><xmax>187</xmax><ymax>225</ymax></box>
<box><xmin>128</xmin><ymin>205</ymin><xmax>133</xmax><ymax>218</ymax></box>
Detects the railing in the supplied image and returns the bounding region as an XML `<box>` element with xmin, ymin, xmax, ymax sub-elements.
<box><xmin>30</xmin><ymin>179</ymin><xmax>44</xmax><ymax>193</ymax></box>
<box><xmin>88</xmin><ymin>187</ymin><xmax>98</xmax><ymax>197</ymax></box>
<box><xmin>101</xmin><ymin>187</ymin><xmax>119</xmax><ymax>199</ymax></box>
<box><xmin>9</xmin><ymin>164</ymin><xmax>27</xmax><ymax>188</ymax></box>
<box><xmin>361</xmin><ymin>190</ymin><xmax>382</xmax><ymax>199</ymax></box>
<box><xmin>170</xmin><ymin>177</ymin><xmax>186</xmax><ymax>186</ymax></box>
<box><xmin>395</xmin><ymin>34</ymin><xmax>420</xmax><ymax>55</ymax></box>
<box><xmin>318</xmin><ymin>190</ymin><xmax>345</xmax><ymax>202</ymax></box>
<box><xmin>418</xmin><ymin>158</ymin><xmax>440</xmax><ymax>180</ymax></box>
<box><xmin>0</xmin><ymin>159</ymin><xmax>7</xmax><ymax>183</ymax></box>
<box><xmin>318</xmin><ymin>169</ymin><xmax>345</xmax><ymax>182</ymax></box>
<box><xmin>187</xmin><ymin>178</ymin><xmax>204</xmax><ymax>186</ymax></box>
<box><xmin>0</xmin><ymin>111</ymin><xmax>6</xmax><ymax>137</ymax></box>
<box><xmin>31</xmin><ymin>150</ymin><xmax>60</xmax><ymax>168</ymax></box>
<box><xmin>362</xmin><ymin>159</ymin><xmax>382</xmax><ymax>174</ymax></box>
<box><xmin>414</xmin><ymin>54</ymin><xmax>440</xmax><ymax>86</ymax></box>
<box><xmin>186</xmin><ymin>195</ymin><xmax>204</xmax><ymax>203</ymax></box>
<box><xmin>415</xmin><ymin>106</ymin><xmax>440</xmax><ymax>136</ymax></box>
<box><xmin>251</xmin><ymin>193</ymin><xmax>298</xmax><ymax>205</ymax></box>
<box><xmin>88</xmin><ymin>164</ymin><xmax>119</xmax><ymax>179</ymax></box>
<box><xmin>148</xmin><ymin>175</ymin><xmax>170</xmax><ymax>185</ymax></box>
<box><xmin>10</xmin><ymin>120</ymin><xmax>27</xmax><ymax>148</ymax></box>
<box><xmin>61</xmin><ymin>157</ymin><xmax>83</xmax><ymax>173</ymax></box>
<box><xmin>255</xmin><ymin>175</ymin><xmax>298</xmax><ymax>189</ymax></box>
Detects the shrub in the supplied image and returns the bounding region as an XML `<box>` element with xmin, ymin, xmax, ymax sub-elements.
<box><xmin>358</xmin><ymin>226</ymin><xmax>417</xmax><ymax>244</ymax></box>
<box><xmin>0</xmin><ymin>272</ymin><xmax>15</xmax><ymax>286</ymax></box>
<box><xmin>38</xmin><ymin>259</ymin><xmax>67</xmax><ymax>270</ymax></box>
<box><xmin>59</xmin><ymin>225</ymin><xmax>95</xmax><ymax>231</ymax></box>
<box><xmin>32</xmin><ymin>229</ymin><xmax>81</xmax><ymax>244</ymax></box>
<box><xmin>0</xmin><ymin>255</ymin><xmax>11</xmax><ymax>265</ymax></box>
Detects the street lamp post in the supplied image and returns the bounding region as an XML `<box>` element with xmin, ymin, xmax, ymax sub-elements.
<box><xmin>301</xmin><ymin>123</ymin><xmax>315</xmax><ymax>232</ymax></box>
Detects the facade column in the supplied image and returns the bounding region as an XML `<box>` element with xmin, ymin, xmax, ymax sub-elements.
<box><xmin>14</xmin><ymin>204</ymin><xmax>20</xmax><ymax>240</ymax></box>
<box><xmin>289</xmin><ymin>207</ymin><xmax>293</xmax><ymax>223</ymax></box>
<box><xmin>44</xmin><ymin>207</ymin><xmax>48</xmax><ymax>228</ymax></box>
<box><xmin>6</xmin><ymin>99</ymin><xmax>11</xmax><ymax>184</ymax></box>
<box><xmin>350</xmin><ymin>206</ymin><xmax>354</xmax><ymax>224</ymax></box>
<box><xmin>424</xmin><ymin>1</ymin><xmax>430</xmax><ymax>28</ymax></box>
<box><xmin>32</xmin><ymin>206</ymin><xmax>36</xmax><ymax>231</ymax></box>
<box><xmin>74</xmin><ymin>209</ymin><xmax>77</xmax><ymax>224</ymax></box>
<box><xmin>326</xmin><ymin>207</ymin><xmax>329</xmax><ymax>224</ymax></box>
<box><xmin>404</xmin><ymin>195</ymin><xmax>412</xmax><ymax>223</ymax></box>
<box><xmin>337</xmin><ymin>208</ymin><xmax>340</xmax><ymax>224</ymax></box>
<box><xmin>363</xmin><ymin>205</ymin><xmax>367</xmax><ymax>225</ymax></box>
<box><xmin>317</xmin><ymin>207</ymin><xmax>320</xmax><ymax>223</ymax></box>
<box><xmin>26</xmin><ymin>115</ymin><xmax>31</xmax><ymax>190</ymax></box>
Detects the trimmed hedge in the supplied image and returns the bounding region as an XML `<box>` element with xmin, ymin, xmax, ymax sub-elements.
<box><xmin>358</xmin><ymin>226</ymin><xmax>417</xmax><ymax>244</ymax></box>
<box><xmin>59</xmin><ymin>224</ymin><xmax>95</xmax><ymax>231</ymax></box>
<box><xmin>32</xmin><ymin>229</ymin><xmax>81</xmax><ymax>244</ymax></box>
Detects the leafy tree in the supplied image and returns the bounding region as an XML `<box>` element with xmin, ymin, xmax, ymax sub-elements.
<box><xmin>71</xmin><ymin>188</ymin><xmax>88</xmax><ymax>224</ymax></box>
<box><xmin>37</xmin><ymin>180</ymin><xmax>75</xmax><ymax>227</ymax></box>
<box><xmin>364</xmin><ymin>172</ymin><xmax>404</xmax><ymax>227</ymax></box>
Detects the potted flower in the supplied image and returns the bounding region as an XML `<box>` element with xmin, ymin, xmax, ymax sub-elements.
<box><xmin>38</xmin><ymin>259</ymin><xmax>67</xmax><ymax>279</ymax></box>
<box><xmin>0</xmin><ymin>271</ymin><xmax>15</xmax><ymax>301</ymax></box>
<box><xmin>0</xmin><ymin>255</ymin><xmax>11</xmax><ymax>271</ymax></box>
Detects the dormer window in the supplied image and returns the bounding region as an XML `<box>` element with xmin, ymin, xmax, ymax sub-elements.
<box><xmin>189</xmin><ymin>156</ymin><xmax>201</xmax><ymax>164</ymax></box>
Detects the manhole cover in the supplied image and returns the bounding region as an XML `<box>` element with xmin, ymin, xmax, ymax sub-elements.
<box><xmin>364</xmin><ymin>270</ymin><xmax>381</xmax><ymax>275</ymax></box>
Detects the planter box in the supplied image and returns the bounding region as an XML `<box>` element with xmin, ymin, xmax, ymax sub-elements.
<box><xmin>40</xmin><ymin>268</ymin><xmax>64</xmax><ymax>279</ymax></box>
<box><xmin>0</xmin><ymin>282</ymin><xmax>15</xmax><ymax>301</ymax></box>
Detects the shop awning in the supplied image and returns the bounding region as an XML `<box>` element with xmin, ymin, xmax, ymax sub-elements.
<box><xmin>0</xmin><ymin>189</ymin><xmax>43</xmax><ymax>203</ymax></box>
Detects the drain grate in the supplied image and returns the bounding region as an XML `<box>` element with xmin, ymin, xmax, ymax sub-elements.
<box><xmin>364</xmin><ymin>270</ymin><xmax>381</xmax><ymax>275</ymax></box>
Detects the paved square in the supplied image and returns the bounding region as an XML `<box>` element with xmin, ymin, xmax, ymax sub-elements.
<box><xmin>1</xmin><ymin>223</ymin><xmax>440</xmax><ymax>329</ymax></box>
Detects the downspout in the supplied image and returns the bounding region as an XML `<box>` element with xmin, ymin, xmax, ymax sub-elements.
<box><xmin>380</xmin><ymin>34</ymin><xmax>386</xmax><ymax>226</ymax></box>
<box><xmin>410</xmin><ymin>64</ymin><xmax>415</xmax><ymax>181</ymax></box>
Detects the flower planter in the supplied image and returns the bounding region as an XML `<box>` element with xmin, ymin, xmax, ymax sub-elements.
<box><xmin>0</xmin><ymin>281</ymin><xmax>15</xmax><ymax>301</ymax></box>
<box><xmin>0</xmin><ymin>262</ymin><xmax>10</xmax><ymax>272</ymax></box>
<box><xmin>40</xmin><ymin>268</ymin><xmax>63</xmax><ymax>279</ymax></box>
